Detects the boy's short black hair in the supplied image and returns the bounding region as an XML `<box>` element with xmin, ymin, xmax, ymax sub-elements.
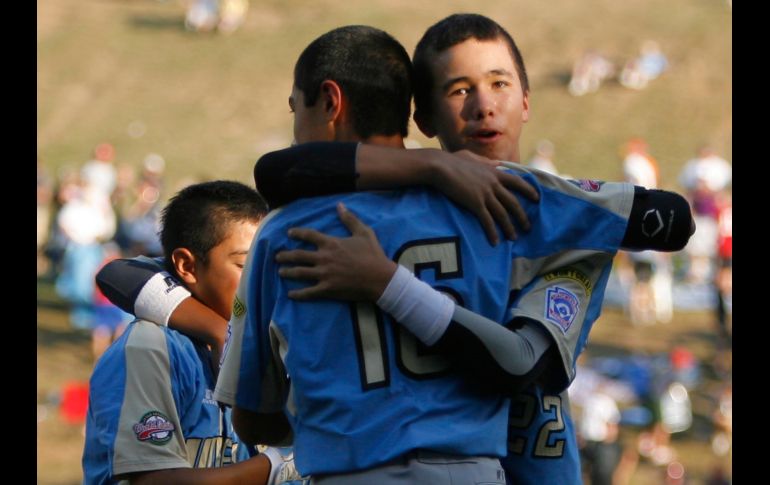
<box><xmin>160</xmin><ymin>180</ymin><xmax>267</xmax><ymax>276</ymax></box>
<box><xmin>413</xmin><ymin>13</ymin><xmax>529</xmax><ymax>118</ymax></box>
<box><xmin>294</xmin><ymin>25</ymin><xmax>413</xmax><ymax>138</ymax></box>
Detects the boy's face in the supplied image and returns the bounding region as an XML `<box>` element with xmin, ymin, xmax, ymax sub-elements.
<box><xmin>192</xmin><ymin>220</ymin><xmax>258</xmax><ymax>321</ymax></box>
<box><xmin>422</xmin><ymin>37</ymin><xmax>529</xmax><ymax>162</ymax></box>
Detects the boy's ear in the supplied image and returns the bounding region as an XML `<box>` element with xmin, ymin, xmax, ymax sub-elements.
<box><xmin>521</xmin><ymin>90</ymin><xmax>530</xmax><ymax>123</ymax></box>
<box><xmin>414</xmin><ymin>109</ymin><xmax>436</xmax><ymax>138</ymax></box>
<box><xmin>319</xmin><ymin>79</ymin><xmax>345</xmax><ymax>123</ymax></box>
<box><xmin>171</xmin><ymin>248</ymin><xmax>197</xmax><ymax>285</ymax></box>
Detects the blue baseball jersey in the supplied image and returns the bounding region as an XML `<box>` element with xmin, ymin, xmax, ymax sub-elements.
<box><xmin>215</xmin><ymin>169</ymin><xmax>633</xmax><ymax>477</ymax></box>
<box><xmin>499</xmin><ymin>176</ymin><xmax>621</xmax><ymax>484</ymax></box>
<box><xmin>83</xmin><ymin>321</ymin><xmax>251</xmax><ymax>484</ymax></box>
<box><xmin>504</xmin><ymin>387</ymin><xmax>580</xmax><ymax>484</ymax></box>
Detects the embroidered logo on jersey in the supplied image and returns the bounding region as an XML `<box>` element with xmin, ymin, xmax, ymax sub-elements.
<box><xmin>232</xmin><ymin>296</ymin><xmax>245</xmax><ymax>318</ymax></box>
<box><xmin>543</xmin><ymin>267</ymin><xmax>593</xmax><ymax>296</ymax></box>
<box><xmin>641</xmin><ymin>208</ymin><xmax>665</xmax><ymax>238</ymax></box>
<box><xmin>545</xmin><ymin>286</ymin><xmax>580</xmax><ymax>333</ymax></box>
<box><xmin>133</xmin><ymin>411</ymin><xmax>175</xmax><ymax>445</ymax></box>
<box><xmin>569</xmin><ymin>179</ymin><xmax>605</xmax><ymax>192</ymax></box>
<box><xmin>163</xmin><ymin>275</ymin><xmax>180</xmax><ymax>294</ymax></box>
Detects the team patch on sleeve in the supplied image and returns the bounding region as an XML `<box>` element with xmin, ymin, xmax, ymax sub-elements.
<box><xmin>133</xmin><ymin>411</ymin><xmax>176</xmax><ymax>445</ymax></box>
<box><xmin>544</xmin><ymin>286</ymin><xmax>580</xmax><ymax>333</ymax></box>
<box><xmin>233</xmin><ymin>296</ymin><xmax>246</xmax><ymax>318</ymax></box>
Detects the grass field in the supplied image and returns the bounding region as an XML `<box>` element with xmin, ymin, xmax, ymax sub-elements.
<box><xmin>38</xmin><ymin>0</ymin><xmax>731</xmax><ymax>190</ymax></box>
<box><xmin>37</xmin><ymin>0</ymin><xmax>731</xmax><ymax>483</ymax></box>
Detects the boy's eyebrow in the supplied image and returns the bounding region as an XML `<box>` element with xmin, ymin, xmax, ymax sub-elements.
<box><xmin>229</xmin><ymin>250</ymin><xmax>250</xmax><ymax>256</ymax></box>
<box><xmin>488</xmin><ymin>68</ymin><xmax>515</xmax><ymax>78</ymax></box>
<box><xmin>441</xmin><ymin>69</ymin><xmax>516</xmax><ymax>91</ymax></box>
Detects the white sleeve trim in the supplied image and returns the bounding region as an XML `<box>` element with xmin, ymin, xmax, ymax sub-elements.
<box><xmin>376</xmin><ymin>265</ymin><xmax>455</xmax><ymax>346</ymax></box>
<box><xmin>134</xmin><ymin>272</ymin><xmax>191</xmax><ymax>326</ymax></box>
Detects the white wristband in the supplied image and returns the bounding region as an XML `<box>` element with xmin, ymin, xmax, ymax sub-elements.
<box><xmin>376</xmin><ymin>265</ymin><xmax>455</xmax><ymax>346</ymax></box>
<box><xmin>262</xmin><ymin>446</ymin><xmax>284</xmax><ymax>485</ymax></box>
<box><xmin>134</xmin><ymin>271</ymin><xmax>191</xmax><ymax>326</ymax></box>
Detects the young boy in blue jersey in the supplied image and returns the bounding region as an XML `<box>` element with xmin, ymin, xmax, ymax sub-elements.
<box><xmin>82</xmin><ymin>181</ymin><xmax>301</xmax><ymax>485</ymax></box>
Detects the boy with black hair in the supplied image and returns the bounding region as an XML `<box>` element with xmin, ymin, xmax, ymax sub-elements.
<box><xmin>82</xmin><ymin>181</ymin><xmax>300</xmax><ymax>485</ymax></box>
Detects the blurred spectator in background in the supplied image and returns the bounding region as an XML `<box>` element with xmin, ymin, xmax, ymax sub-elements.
<box><xmin>185</xmin><ymin>0</ymin><xmax>218</xmax><ymax>32</ymax></box>
<box><xmin>90</xmin><ymin>243</ymin><xmax>133</xmax><ymax>361</ymax></box>
<box><xmin>114</xmin><ymin>153</ymin><xmax>165</xmax><ymax>257</ymax></box>
<box><xmin>678</xmin><ymin>145</ymin><xmax>731</xmax><ymax>283</ymax></box>
<box><xmin>111</xmin><ymin>163</ymin><xmax>138</xmax><ymax>219</ymax></box>
<box><xmin>570</xmin><ymin>356</ymin><xmax>640</xmax><ymax>485</ymax></box>
<box><xmin>714</xmin><ymin>190</ymin><xmax>732</xmax><ymax>346</ymax></box>
<box><xmin>710</xmin><ymin>381</ymin><xmax>731</xmax><ymax>454</ymax></box>
<box><xmin>579</xmin><ymin>385</ymin><xmax>624</xmax><ymax>485</ymax></box>
<box><xmin>619</xmin><ymin>139</ymin><xmax>673</xmax><ymax>325</ymax></box>
<box><xmin>568</xmin><ymin>50</ymin><xmax>615</xmax><ymax>96</ymax></box>
<box><xmin>525</xmin><ymin>139</ymin><xmax>560</xmax><ymax>175</ymax></box>
<box><xmin>622</xmin><ymin>138</ymin><xmax>658</xmax><ymax>189</ymax></box>
<box><xmin>37</xmin><ymin>160</ymin><xmax>54</xmax><ymax>277</ymax></box>
<box><xmin>218</xmin><ymin>0</ymin><xmax>248</xmax><ymax>33</ymax></box>
<box><xmin>55</xmin><ymin>181</ymin><xmax>116</xmax><ymax>330</ymax></box>
<box><xmin>185</xmin><ymin>0</ymin><xmax>248</xmax><ymax>34</ymax></box>
<box><xmin>44</xmin><ymin>165</ymin><xmax>82</xmax><ymax>276</ymax></box>
<box><xmin>679</xmin><ymin>145</ymin><xmax>731</xmax><ymax>218</ymax></box>
<box><xmin>619</xmin><ymin>40</ymin><xmax>668</xmax><ymax>90</ymax></box>
<box><xmin>80</xmin><ymin>142</ymin><xmax>117</xmax><ymax>198</ymax></box>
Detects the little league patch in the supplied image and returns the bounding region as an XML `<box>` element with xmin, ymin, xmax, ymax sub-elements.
<box><xmin>545</xmin><ymin>286</ymin><xmax>580</xmax><ymax>333</ymax></box>
<box><xmin>133</xmin><ymin>411</ymin><xmax>175</xmax><ymax>445</ymax></box>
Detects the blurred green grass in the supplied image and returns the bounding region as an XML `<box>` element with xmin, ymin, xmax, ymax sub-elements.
<box><xmin>38</xmin><ymin>0</ymin><xmax>731</xmax><ymax>192</ymax></box>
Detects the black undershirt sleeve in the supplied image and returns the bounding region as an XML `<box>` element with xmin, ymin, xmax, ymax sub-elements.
<box><xmin>95</xmin><ymin>257</ymin><xmax>166</xmax><ymax>315</ymax></box>
<box><xmin>255</xmin><ymin>145</ymin><xmax>695</xmax><ymax>254</ymax></box>
<box><xmin>621</xmin><ymin>186</ymin><xmax>694</xmax><ymax>251</ymax></box>
<box><xmin>254</xmin><ymin>142</ymin><xmax>358</xmax><ymax>208</ymax></box>
<box><xmin>432</xmin><ymin>315</ymin><xmax>563</xmax><ymax>397</ymax></box>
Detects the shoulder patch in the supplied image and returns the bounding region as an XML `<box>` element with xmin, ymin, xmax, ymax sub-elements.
<box><xmin>543</xmin><ymin>267</ymin><xmax>593</xmax><ymax>296</ymax></box>
<box><xmin>133</xmin><ymin>411</ymin><xmax>176</xmax><ymax>445</ymax></box>
<box><xmin>544</xmin><ymin>286</ymin><xmax>580</xmax><ymax>333</ymax></box>
<box><xmin>232</xmin><ymin>295</ymin><xmax>245</xmax><ymax>318</ymax></box>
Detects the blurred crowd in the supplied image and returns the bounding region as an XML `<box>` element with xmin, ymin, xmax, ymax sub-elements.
<box><xmin>534</xmin><ymin>137</ymin><xmax>731</xmax><ymax>484</ymax></box>
<box><xmin>184</xmin><ymin>0</ymin><xmax>249</xmax><ymax>34</ymax></box>
<box><xmin>38</xmin><ymin>143</ymin><xmax>170</xmax><ymax>361</ymax></box>
<box><xmin>568</xmin><ymin>40</ymin><xmax>669</xmax><ymax>96</ymax></box>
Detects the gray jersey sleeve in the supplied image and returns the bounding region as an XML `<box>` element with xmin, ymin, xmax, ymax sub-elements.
<box><xmin>215</xmin><ymin>210</ymin><xmax>290</xmax><ymax>415</ymax></box>
<box><xmin>499</xmin><ymin>161</ymin><xmax>635</xmax><ymax>221</ymax></box>
<box><xmin>450</xmin><ymin>305</ymin><xmax>552</xmax><ymax>375</ymax></box>
<box><xmin>112</xmin><ymin>322</ymin><xmax>190</xmax><ymax>477</ymax></box>
<box><xmin>508</xmin><ymin>254</ymin><xmax>614</xmax><ymax>390</ymax></box>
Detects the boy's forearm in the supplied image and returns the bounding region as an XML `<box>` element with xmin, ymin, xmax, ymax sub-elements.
<box><xmin>169</xmin><ymin>298</ymin><xmax>228</xmax><ymax>351</ymax></box>
<box><xmin>127</xmin><ymin>454</ymin><xmax>271</xmax><ymax>485</ymax></box>
<box><xmin>354</xmin><ymin>144</ymin><xmax>441</xmax><ymax>190</ymax></box>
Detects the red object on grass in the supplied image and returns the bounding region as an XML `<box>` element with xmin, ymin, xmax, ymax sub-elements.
<box><xmin>60</xmin><ymin>381</ymin><xmax>89</xmax><ymax>424</ymax></box>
